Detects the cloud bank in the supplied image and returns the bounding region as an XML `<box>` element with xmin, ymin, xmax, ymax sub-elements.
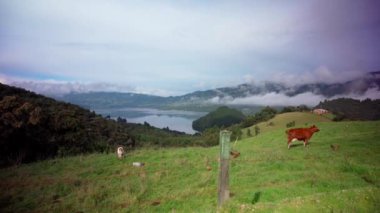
<box><xmin>206</xmin><ymin>91</ymin><xmax>325</xmax><ymax>107</ymax></box>
<box><xmin>3</xmin><ymin>69</ymin><xmax>380</xmax><ymax>107</ymax></box>
<box><xmin>271</xmin><ymin>66</ymin><xmax>367</xmax><ymax>86</ymax></box>
<box><xmin>207</xmin><ymin>86</ymin><xmax>380</xmax><ymax>107</ymax></box>
<box><xmin>229</xmin><ymin>92</ymin><xmax>325</xmax><ymax>106</ymax></box>
<box><xmin>7</xmin><ymin>80</ymin><xmax>132</xmax><ymax>96</ymax></box>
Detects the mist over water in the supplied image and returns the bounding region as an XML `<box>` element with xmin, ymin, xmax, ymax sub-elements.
<box><xmin>128</xmin><ymin>115</ymin><xmax>198</xmax><ymax>134</ymax></box>
<box><xmin>94</xmin><ymin>108</ymin><xmax>206</xmax><ymax>134</ymax></box>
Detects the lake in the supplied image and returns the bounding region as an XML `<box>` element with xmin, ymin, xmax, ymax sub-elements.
<box><xmin>94</xmin><ymin>108</ymin><xmax>206</xmax><ymax>134</ymax></box>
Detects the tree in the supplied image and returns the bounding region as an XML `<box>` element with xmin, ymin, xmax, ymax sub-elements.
<box><xmin>229</xmin><ymin>125</ymin><xmax>242</xmax><ymax>141</ymax></box>
<box><xmin>117</xmin><ymin>117</ymin><xmax>127</xmax><ymax>123</ymax></box>
<box><xmin>247</xmin><ymin>128</ymin><xmax>252</xmax><ymax>137</ymax></box>
<box><xmin>286</xmin><ymin>121</ymin><xmax>295</xmax><ymax>128</ymax></box>
<box><xmin>254</xmin><ymin>126</ymin><xmax>260</xmax><ymax>136</ymax></box>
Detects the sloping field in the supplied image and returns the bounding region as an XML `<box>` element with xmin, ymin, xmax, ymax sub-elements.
<box><xmin>0</xmin><ymin>121</ymin><xmax>379</xmax><ymax>212</ymax></box>
<box><xmin>243</xmin><ymin>112</ymin><xmax>332</xmax><ymax>138</ymax></box>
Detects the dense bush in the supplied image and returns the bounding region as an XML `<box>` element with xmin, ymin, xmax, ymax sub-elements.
<box><xmin>229</xmin><ymin>124</ymin><xmax>243</xmax><ymax>141</ymax></box>
<box><xmin>192</xmin><ymin>106</ymin><xmax>245</xmax><ymax>132</ymax></box>
<box><xmin>254</xmin><ymin>126</ymin><xmax>260</xmax><ymax>135</ymax></box>
<box><xmin>280</xmin><ymin>105</ymin><xmax>310</xmax><ymax>113</ymax></box>
<box><xmin>241</xmin><ymin>106</ymin><xmax>277</xmax><ymax>128</ymax></box>
<box><xmin>316</xmin><ymin>98</ymin><xmax>380</xmax><ymax>121</ymax></box>
<box><xmin>286</xmin><ymin>121</ymin><xmax>296</xmax><ymax>128</ymax></box>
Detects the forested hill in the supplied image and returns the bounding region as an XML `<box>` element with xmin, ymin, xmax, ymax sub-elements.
<box><xmin>0</xmin><ymin>83</ymin><xmax>136</xmax><ymax>167</ymax></box>
<box><xmin>0</xmin><ymin>83</ymin><xmax>229</xmax><ymax>167</ymax></box>
<box><xmin>316</xmin><ymin>98</ymin><xmax>380</xmax><ymax>121</ymax></box>
<box><xmin>192</xmin><ymin>106</ymin><xmax>245</xmax><ymax>132</ymax></box>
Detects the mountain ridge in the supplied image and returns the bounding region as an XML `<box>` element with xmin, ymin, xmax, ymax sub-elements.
<box><xmin>60</xmin><ymin>71</ymin><xmax>380</xmax><ymax>110</ymax></box>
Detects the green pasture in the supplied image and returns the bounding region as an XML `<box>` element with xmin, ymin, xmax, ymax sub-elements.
<box><xmin>243</xmin><ymin>112</ymin><xmax>332</xmax><ymax>138</ymax></box>
<box><xmin>1</xmin><ymin>120</ymin><xmax>379</xmax><ymax>212</ymax></box>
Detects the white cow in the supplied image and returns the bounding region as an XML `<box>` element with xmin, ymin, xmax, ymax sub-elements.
<box><xmin>116</xmin><ymin>146</ymin><xmax>125</xmax><ymax>159</ymax></box>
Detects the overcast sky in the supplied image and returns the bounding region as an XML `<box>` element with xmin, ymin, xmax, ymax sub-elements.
<box><xmin>1</xmin><ymin>0</ymin><xmax>380</xmax><ymax>96</ymax></box>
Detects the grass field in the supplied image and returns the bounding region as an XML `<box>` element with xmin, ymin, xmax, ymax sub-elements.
<box><xmin>242</xmin><ymin>112</ymin><xmax>332</xmax><ymax>138</ymax></box>
<box><xmin>0</xmin><ymin>120</ymin><xmax>379</xmax><ymax>212</ymax></box>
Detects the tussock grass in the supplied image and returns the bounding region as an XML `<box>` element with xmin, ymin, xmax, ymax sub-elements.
<box><xmin>0</xmin><ymin>121</ymin><xmax>379</xmax><ymax>212</ymax></box>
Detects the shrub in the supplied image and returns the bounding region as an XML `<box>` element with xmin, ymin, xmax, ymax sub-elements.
<box><xmin>286</xmin><ymin>121</ymin><xmax>295</xmax><ymax>128</ymax></box>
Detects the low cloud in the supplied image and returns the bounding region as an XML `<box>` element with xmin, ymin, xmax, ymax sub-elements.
<box><xmin>0</xmin><ymin>75</ymin><xmax>8</xmax><ymax>84</ymax></box>
<box><xmin>3</xmin><ymin>70</ymin><xmax>379</xmax><ymax>106</ymax></box>
<box><xmin>207</xmin><ymin>86</ymin><xmax>380</xmax><ymax>107</ymax></box>
<box><xmin>272</xmin><ymin>66</ymin><xmax>365</xmax><ymax>86</ymax></box>
<box><xmin>6</xmin><ymin>80</ymin><xmax>134</xmax><ymax>96</ymax></box>
<box><xmin>228</xmin><ymin>92</ymin><xmax>325</xmax><ymax>106</ymax></box>
<box><xmin>3</xmin><ymin>78</ymin><xmax>177</xmax><ymax>97</ymax></box>
<box><xmin>208</xmin><ymin>95</ymin><xmax>234</xmax><ymax>105</ymax></box>
<box><xmin>329</xmin><ymin>87</ymin><xmax>380</xmax><ymax>101</ymax></box>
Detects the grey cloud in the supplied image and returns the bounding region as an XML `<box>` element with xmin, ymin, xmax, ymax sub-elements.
<box><xmin>271</xmin><ymin>67</ymin><xmax>366</xmax><ymax>86</ymax></box>
<box><xmin>7</xmin><ymin>80</ymin><xmax>134</xmax><ymax>97</ymax></box>
<box><xmin>329</xmin><ymin>87</ymin><xmax>380</xmax><ymax>101</ymax></box>
<box><xmin>208</xmin><ymin>86</ymin><xmax>380</xmax><ymax>107</ymax></box>
<box><xmin>221</xmin><ymin>92</ymin><xmax>325</xmax><ymax>107</ymax></box>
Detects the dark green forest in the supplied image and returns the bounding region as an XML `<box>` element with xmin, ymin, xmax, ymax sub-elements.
<box><xmin>192</xmin><ymin>106</ymin><xmax>246</xmax><ymax>132</ymax></box>
<box><xmin>0</xmin><ymin>83</ymin><xmax>138</xmax><ymax>167</ymax></box>
<box><xmin>316</xmin><ymin>98</ymin><xmax>380</xmax><ymax>121</ymax></box>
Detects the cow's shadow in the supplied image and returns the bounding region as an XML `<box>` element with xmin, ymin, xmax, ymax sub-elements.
<box><xmin>289</xmin><ymin>141</ymin><xmax>312</xmax><ymax>148</ymax></box>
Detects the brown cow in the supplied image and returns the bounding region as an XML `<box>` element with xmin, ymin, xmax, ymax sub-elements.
<box><xmin>286</xmin><ymin>125</ymin><xmax>319</xmax><ymax>149</ymax></box>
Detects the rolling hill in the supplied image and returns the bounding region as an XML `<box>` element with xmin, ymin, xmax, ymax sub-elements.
<box><xmin>0</xmin><ymin>120</ymin><xmax>379</xmax><ymax>212</ymax></box>
<box><xmin>242</xmin><ymin>112</ymin><xmax>332</xmax><ymax>138</ymax></box>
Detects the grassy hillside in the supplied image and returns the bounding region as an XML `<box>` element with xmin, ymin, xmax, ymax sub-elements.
<box><xmin>0</xmin><ymin>121</ymin><xmax>379</xmax><ymax>212</ymax></box>
<box><xmin>243</xmin><ymin>112</ymin><xmax>332</xmax><ymax>138</ymax></box>
<box><xmin>193</xmin><ymin>106</ymin><xmax>246</xmax><ymax>132</ymax></box>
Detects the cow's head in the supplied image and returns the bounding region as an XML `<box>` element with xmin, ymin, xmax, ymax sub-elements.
<box><xmin>310</xmin><ymin>125</ymin><xmax>320</xmax><ymax>132</ymax></box>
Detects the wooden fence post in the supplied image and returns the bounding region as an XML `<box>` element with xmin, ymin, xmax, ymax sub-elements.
<box><xmin>218</xmin><ymin>130</ymin><xmax>232</xmax><ymax>207</ymax></box>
